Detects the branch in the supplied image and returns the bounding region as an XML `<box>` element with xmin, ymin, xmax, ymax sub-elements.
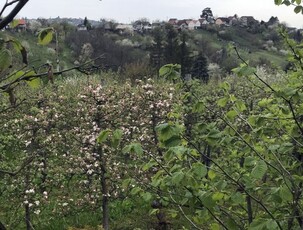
<box><xmin>0</xmin><ymin>55</ymin><xmax>105</xmax><ymax>91</ymax></box>
<box><xmin>0</xmin><ymin>98</ymin><xmax>26</xmax><ymax>113</ymax></box>
<box><xmin>0</xmin><ymin>0</ymin><xmax>29</xmax><ymax>30</ymax></box>
<box><xmin>234</xmin><ymin>46</ymin><xmax>303</xmax><ymax>138</ymax></box>
<box><xmin>0</xmin><ymin>155</ymin><xmax>34</xmax><ymax>176</ymax></box>
<box><xmin>169</xmin><ymin>193</ymin><xmax>203</xmax><ymax>230</ymax></box>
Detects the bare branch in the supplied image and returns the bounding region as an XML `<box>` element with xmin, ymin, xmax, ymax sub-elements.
<box><xmin>0</xmin><ymin>0</ymin><xmax>29</xmax><ymax>30</ymax></box>
<box><xmin>0</xmin><ymin>0</ymin><xmax>19</xmax><ymax>17</ymax></box>
<box><xmin>0</xmin><ymin>54</ymin><xmax>105</xmax><ymax>91</ymax></box>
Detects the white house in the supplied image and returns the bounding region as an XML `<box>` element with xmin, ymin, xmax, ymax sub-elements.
<box><xmin>187</xmin><ymin>20</ymin><xmax>201</xmax><ymax>30</ymax></box>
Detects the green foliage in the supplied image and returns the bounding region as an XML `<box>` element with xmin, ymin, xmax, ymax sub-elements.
<box><xmin>97</xmin><ymin>129</ymin><xmax>111</xmax><ymax>144</ymax></box>
<box><xmin>38</xmin><ymin>27</ymin><xmax>55</xmax><ymax>45</ymax></box>
<box><xmin>0</xmin><ymin>48</ymin><xmax>12</xmax><ymax>72</ymax></box>
<box><xmin>275</xmin><ymin>0</ymin><xmax>303</xmax><ymax>14</ymax></box>
<box><xmin>251</xmin><ymin>160</ymin><xmax>268</xmax><ymax>179</ymax></box>
<box><xmin>26</xmin><ymin>76</ymin><xmax>41</xmax><ymax>89</ymax></box>
<box><xmin>159</xmin><ymin>64</ymin><xmax>181</xmax><ymax>81</ymax></box>
<box><xmin>123</xmin><ymin>143</ymin><xmax>143</xmax><ymax>156</ymax></box>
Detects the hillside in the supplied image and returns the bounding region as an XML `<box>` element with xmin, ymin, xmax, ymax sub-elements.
<box><xmin>1</xmin><ymin>17</ymin><xmax>294</xmax><ymax>79</ymax></box>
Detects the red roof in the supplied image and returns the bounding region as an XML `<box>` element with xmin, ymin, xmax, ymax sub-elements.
<box><xmin>18</xmin><ymin>19</ymin><xmax>26</xmax><ymax>25</ymax></box>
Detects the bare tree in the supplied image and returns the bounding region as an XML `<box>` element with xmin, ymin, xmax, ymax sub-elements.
<box><xmin>0</xmin><ymin>0</ymin><xmax>29</xmax><ymax>30</ymax></box>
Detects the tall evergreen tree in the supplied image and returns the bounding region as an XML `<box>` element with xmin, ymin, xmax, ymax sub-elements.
<box><xmin>191</xmin><ymin>52</ymin><xmax>209</xmax><ymax>83</ymax></box>
<box><xmin>179</xmin><ymin>31</ymin><xmax>192</xmax><ymax>79</ymax></box>
<box><xmin>83</xmin><ymin>16</ymin><xmax>92</xmax><ymax>30</ymax></box>
<box><xmin>150</xmin><ymin>27</ymin><xmax>165</xmax><ymax>72</ymax></box>
<box><xmin>164</xmin><ymin>23</ymin><xmax>179</xmax><ymax>64</ymax></box>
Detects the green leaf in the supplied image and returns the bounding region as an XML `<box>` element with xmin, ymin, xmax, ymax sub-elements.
<box><xmin>142</xmin><ymin>159</ymin><xmax>157</xmax><ymax>171</ymax></box>
<box><xmin>200</xmin><ymin>193</ymin><xmax>216</xmax><ymax>209</ymax></box>
<box><xmin>210</xmin><ymin>223</ymin><xmax>220</xmax><ymax>230</ymax></box>
<box><xmin>212</xmin><ymin>192</ymin><xmax>224</xmax><ymax>201</ymax></box>
<box><xmin>156</xmin><ymin>123</ymin><xmax>174</xmax><ymax>140</ymax></box>
<box><xmin>193</xmin><ymin>101</ymin><xmax>204</xmax><ymax>113</ymax></box>
<box><xmin>5</xmin><ymin>71</ymin><xmax>25</xmax><ymax>83</ymax></box>
<box><xmin>163</xmin><ymin>135</ymin><xmax>181</xmax><ymax>147</ymax></box>
<box><xmin>26</xmin><ymin>77</ymin><xmax>41</xmax><ymax>89</ymax></box>
<box><xmin>208</xmin><ymin>170</ymin><xmax>216</xmax><ymax>180</ymax></box>
<box><xmin>294</xmin><ymin>5</ymin><xmax>303</xmax><ymax>13</ymax></box>
<box><xmin>295</xmin><ymin>0</ymin><xmax>302</xmax><ymax>4</ymax></box>
<box><xmin>227</xmin><ymin>110</ymin><xmax>238</xmax><ymax>120</ymax></box>
<box><xmin>217</xmin><ymin>97</ymin><xmax>228</xmax><ymax>107</ymax></box>
<box><xmin>265</xmin><ymin>220</ymin><xmax>279</xmax><ymax>230</ymax></box>
<box><xmin>8</xmin><ymin>38</ymin><xmax>28</xmax><ymax>65</ymax></box>
<box><xmin>130</xmin><ymin>187</ymin><xmax>142</xmax><ymax>195</ymax></box>
<box><xmin>122</xmin><ymin>178</ymin><xmax>133</xmax><ymax>190</ymax></box>
<box><xmin>159</xmin><ymin>64</ymin><xmax>181</xmax><ymax>81</ymax></box>
<box><xmin>232</xmin><ymin>64</ymin><xmax>256</xmax><ymax>77</ymax></box>
<box><xmin>219</xmin><ymin>81</ymin><xmax>231</xmax><ymax>91</ymax></box>
<box><xmin>279</xmin><ymin>185</ymin><xmax>293</xmax><ymax>202</ymax></box>
<box><xmin>122</xmin><ymin>143</ymin><xmax>143</xmax><ymax>156</ymax></box>
<box><xmin>248</xmin><ymin>219</ymin><xmax>266</xmax><ymax>230</ymax></box>
<box><xmin>258</xmin><ymin>98</ymin><xmax>273</xmax><ymax>107</ymax></box>
<box><xmin>231</xmin><ymin>192</ymin><xmax>245</xmax><ymax>204</ymax></box>
<box><xmin>275</xmin><ymin>0</ymin><xmax>283</xmax><ymax>4</ymax></box>
<box><xmin>235</xmin><ymin>100</ymin><xmax>247</xmax><ymax>112</ymax></box>
<box><xmin>192</xmin><ymin>162</ymin><xmax>207</xmax><ymax>178</ymax></box>
<box><xmin>168</xmin><ymin>146</ymin><xmax>187</xmax><ymax>160</ymax></box>
<box><xmin>283</xmin><ymin>0</ymin><xmax>291</xmax><ymax>6</ymax></box>
<box><xmin>244</xmin><ymin>156</ymin><xmax>257</xmax><ymax>167</ymax></box>
<box><xmin>142</xmin><ymin>192</ymin><xmax>152</xmax><ymax>202</ymax></box>
<box><xmin>38</xmin><ymin>28</ymin><xmax>54</xmax><ymax>45</ymax></box>
<box><xmin>111</xmin><ymin>129</ymin><xmax>123</xmax><ymax>148</ymax></box>
<box><xmin>0</xmin><ymin>48</ymin><xmax>12</xmax><ymax>72</ymax></box>
<box><xmin>97</xmin><ymin>129</ymin><xmax>110</xmax><ymax>144</ymax></box>
<box><xmin>251</xmin><ymin>160</ymin><xmax>267</xmax><ymax>180</ymax></box>
<box><xmin>171</xmin><ymin>171</ymin><xmax>184</xmax><ymax>185</ymax></box>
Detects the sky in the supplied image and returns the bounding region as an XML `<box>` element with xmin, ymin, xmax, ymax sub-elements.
<box><xmin>15</xmin><ymin>0</ymin><xmax>303</xmax><ymax>28</ymax></box>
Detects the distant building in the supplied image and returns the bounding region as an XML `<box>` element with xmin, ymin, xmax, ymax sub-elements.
<box><xmin>199</xmin><ymin>18</ymin><xmax>209</xmax><ymax>27</ymax></box>
<box><xmin>168</xmin><ymin>18</ymin><xmax>179</xmax><ymax>29</ymax></box>
<box><xmin>168</xmin><ymin>18</ymin><xmax>178</xmax><ymax>25</ymax></box>
<box><xmin>177</xmin><ymin>20</ymin><xmax>188</xmax><ymax>30</ymax></box>
<box><xmin>13</xmin><ymin>18</ymin><xmax>27</xmax><ymax>32</ymax></box>
<box><xmin>167</xmin><ymin>18</ymin><xmax>201</xmax><ymax>30</ymax></box>
<box><xmin>240</xmin><ymin>16</ymin><xmax>259</xmax><ymax>27</ymax></box>
<box><xmin>215</xmin><ymin>17</ymin><xmax>230</xmax><ymax>27</ymax></box>
<box><xmin>187</xmin><ymin>20</ymin><xmax>201</xmax><ymax>30</ymax></box>
<box><xmin>77</xmin><ymin>24</ymin><xmax>87</xmax><ymax>31</ymax></box>
<box><xmin>116</xmin><ymin>24</ymin><xmax>134</xmax><ymax>35</ymax></box>
<box><xmin>228</xmin><ymin>15</ymin><xmax>239</xmax><ymax>26</ymax></box>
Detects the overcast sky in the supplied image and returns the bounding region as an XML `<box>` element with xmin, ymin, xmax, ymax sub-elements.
<box><xmin>16</xmin><ymin>0</ymin><xmax>303</xmax><ymax>28</ymax></box>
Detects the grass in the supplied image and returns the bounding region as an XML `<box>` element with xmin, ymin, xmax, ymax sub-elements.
<box><xmin>6</xmin><ymin>30</ymin><xmax>74</xmax><ymax>68</ymax></box>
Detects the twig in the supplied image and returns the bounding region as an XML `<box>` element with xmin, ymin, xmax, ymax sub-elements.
<box><xmin>234</xmin><ymin>46</ymin><xmax>303</xmax><ymax>137</ymax></box>
<box><xmin>0</xmin><ymin>0</ymin><xmax>29</xmax><ymax>30</ymax></box>
<box><xmin>0</xmin><ymin>0</ymin><xmax>19</xmax><ymax>17</ymax></box>
<box><xmin>0</xmin><ymin>55</ymin><xmax>105</xmax><ymax>91</ymax></box>
<box><xmin>169</xmin><ymin>193</ymin><xmax>203</xmax><ymax>230</ymax></box>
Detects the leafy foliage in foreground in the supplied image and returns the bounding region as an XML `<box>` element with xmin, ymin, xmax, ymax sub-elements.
<box><xmin>130</xmin><ymin>32</ymin><xmax>303</xmax><ymax>229</ymax></box>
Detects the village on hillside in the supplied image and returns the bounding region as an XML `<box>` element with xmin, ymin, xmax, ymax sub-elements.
<box><xmin>4</xmin><ymin>7</ymin><xmax>301</xmax><ymax>35</ymax></box>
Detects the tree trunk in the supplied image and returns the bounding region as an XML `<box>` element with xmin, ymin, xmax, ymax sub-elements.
<box><xmin>25</xmin><ymin>169</ymin><xmax>32</xmax><ymax>230</ymax></box>
<box><xmin>25</xmin><ymin>203</ymin><xmax>32</xmax><ymax>230</ymax></box>
<box><xmin>246</xmin><ymin>195</ymin><xmax>253</xmax><ymax>224</ymax></box>
<box><xmin>100</xmin><ymin>147</ymin><xmax>109</xmax><ymax>230</ymax></box>
<box><xmin>0</xmin><ymin>221</ymin><xmax>6</xmax><ymax>230</ymax></box>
